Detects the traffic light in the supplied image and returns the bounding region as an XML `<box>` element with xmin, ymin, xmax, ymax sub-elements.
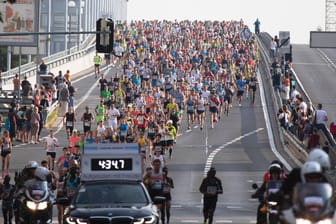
<box><xmin>96</xmin><ymin>18</ymin><xmax>114</xmax><ymax>53</ymax></box>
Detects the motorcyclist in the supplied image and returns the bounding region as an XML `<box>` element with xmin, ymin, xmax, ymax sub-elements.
<box><xmin>262</xmin><ymin>160</ymin><xmax>286</xmax><ymax>183</ymax></box>
<box><xmin>278</xmin><ymin>161</ymin><xmax>329</xmax><ymax>224</ymax></box>
<box><xmin>15</xmin><ymin>161</ymin><xmax>39</xmax><ymax>188</ymax></box>
<box><xmin>252</xmin><ymin>162</ymin><xmax>284</xmax><ymax>224</ymax></box>
<box><xmin>279</xmin><ymin>148</ymin><xmax>330</xmax><ymax>210</ymax></box>
<box><xmin>300</xmin><ymin>161</ymin><xmax>325</xmax><ymax>183</ymax></box>
<box><xmin>14</xmin><ymin>162</ymin><xmax>53</xmax><ymax>223</ymax></box>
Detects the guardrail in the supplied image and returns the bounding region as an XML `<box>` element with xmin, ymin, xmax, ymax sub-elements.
<box><xmin>255</xmin><ymin>33</ymin><xmax>336</xmax><ymax>169</ymax></box>
<box><xmin>1</xmin><ymin>34</ymin><xmax>96</xmax><ymax>85</ymax></box>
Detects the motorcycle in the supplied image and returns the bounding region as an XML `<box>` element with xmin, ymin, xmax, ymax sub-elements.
<box><xmin>251</xmin><ymin>180</ymin><xmax>282</xmax><ymax>224</ymax></box>
<box><xmin>14</xmin><ymin>167</ymin><xmax>55</xmax><ymax>224</ymax></box>
<box><xmin>266</xmin><ymin>180</ymin><xmax>282</xmax><ymax>224</ymax></box>
<box><xmin>280</xmin><ymin>182</ymin><xmax>336</xmax><ymax>224</ymax></box>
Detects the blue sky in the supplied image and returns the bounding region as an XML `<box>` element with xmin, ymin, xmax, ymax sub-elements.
<box><xmin>127</xmin><ymin>0</ymin><xmax>325</xmax><ymax>44</ymax></box>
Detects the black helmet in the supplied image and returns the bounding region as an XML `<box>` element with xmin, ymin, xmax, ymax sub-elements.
<box><xmin>269</xmin><ymin>163</ymin><xmax>281</xmax><ymax>175</ymax></box>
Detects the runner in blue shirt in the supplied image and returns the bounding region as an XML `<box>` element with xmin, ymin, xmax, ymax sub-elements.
<box><xmin>236</xmin><ymin>76</ymin><xmax>247</xmax><ymax>106</ymax></box>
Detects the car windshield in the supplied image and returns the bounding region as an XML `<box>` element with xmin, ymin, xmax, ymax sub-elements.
<box><xmin>75</xmin><ymin>182</ymin><xmax>149</xmax><ymax>205</ymax></box>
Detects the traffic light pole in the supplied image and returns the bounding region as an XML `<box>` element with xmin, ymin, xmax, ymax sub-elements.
<box><xmin>0</xmin><ymin>31</ymin><xmax>109</xmax><ymax>36</ymax></box>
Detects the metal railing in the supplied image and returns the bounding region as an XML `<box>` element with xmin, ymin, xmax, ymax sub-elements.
<box><xmin>1</xmin><ymin>34</ymin><xmax>96</xmax><ymax>85</ymax></box>
<box><xmin>256</xmin><ymin>32</ymin><xmax>336</xmax><ymax>168</ymax></box>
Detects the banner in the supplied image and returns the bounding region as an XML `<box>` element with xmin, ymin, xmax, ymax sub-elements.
<box><xmin>0</xmin><ymin>0</ymin><xmax>39</xmax><ymax>46</ymax></box>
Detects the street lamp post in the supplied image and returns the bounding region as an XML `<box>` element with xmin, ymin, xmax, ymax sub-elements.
<box><xmin>68</xmin><ymin>0</ymin><xmax>76</xmax><ymax>55</ymax></box>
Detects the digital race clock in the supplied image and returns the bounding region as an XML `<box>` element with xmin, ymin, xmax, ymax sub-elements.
<box><xmin>91</xmin><ymin>158</ymin><xmax>133</xmax><ymax>171</ymax></box>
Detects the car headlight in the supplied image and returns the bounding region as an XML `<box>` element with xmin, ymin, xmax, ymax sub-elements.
<box><xmin>296</xmin><ymin>219</ymin><xmax>332</xmax><ymax>224</ymax></box>
<box><xmin>133</xmin><ymin>215</ymin><xmax>156</xmax><ymax>224</ymax></box>
<box><xmin>26</xmin><ymin>201</ymin><xmax>48</xmax><ymax>210</ymax></box>
<box><xmin>65</xmin><ymin>217</ymin><xmax>88</xmax><ymax>224</ymax></box>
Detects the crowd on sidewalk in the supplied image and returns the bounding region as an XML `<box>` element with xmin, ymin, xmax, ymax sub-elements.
<box><xmin>270</xmin><ymin>55</ymin><xmax>335</xmax><ymax>152</ymax></box>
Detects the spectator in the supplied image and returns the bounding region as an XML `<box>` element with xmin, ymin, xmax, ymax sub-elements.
<box><xmin>64</xmin><ymin>70</ymin><xmax>71</xmax><ymax>83</ymax></box>
<box><xmin>30</xmin><ymin>105</ymin><xmax>40</xmax><ymax>144</ymax></box>
<box><xmin>58</xmin><ymin>82</ymin><xmax>69</xmax><ymax>117</ymax></box>
<box><xmin>329</xmin><ymin>116</ymin><xmax>336</xmax><ymax>140</ymax></box>
<box><xmin>307</xmin><ymin>128</ymin><xmax>320</xmax><ymax>150</ymax></box>
<box><xmin>322</xmin><ymin>141</ymin><xmax>330</xmax><ymax>154</ymax></box>
<box><xmin>56</xmin><ymin>71</ymin><xmax>64</xmax><ymax>100</ymax></box>
<box><xmin>254</xmin><ymin>18</ymin><xmax>260</xmax><ymax>34</ymax></box>
<box><xmin>0</xmin><ymin>71</ymin><xmax>2</xmax><ymax>93</ymax></box>
<box><xmin>271</xmin><ymin>68</ymin><xmax>282</xmax><ymax>93</ymax></box>
<box><xmin>21</xmin><ymin>76</ymin><xmax>31</xmax><ymax>98</ymax></box>
<box><xmin>7</xmin><ymin>108</ymin><xmax>16</xmax><ymax>141</ymax></box>
<box><xmin>313</xmin><ymin>103</ymin><xmax>329</xmax><ymax>135</ymax></box>
<box><xmin>269</xmin><ymin>38</ymin><xmax>277</xmax><ymax>59</ymax></box>
<box><xmin>278</xmin><ymin>106</ymin><xmax>290</xmax><ymax>130</ymax></box>
<box><xmin>12</xmin><ymin>74</ymin><xmax>20</xmax><ymax>97</ymax></box>
<box><xmin>39</xmin><ymin>60</ymin><xmax>47</xmax><ymax>74</ymax></box>
<box><xmin>33</xmin><ymin>89</ymin><xmax>41</xmax><ymax>106</ymax></box>
<box><xmin>281</xmin><ymin>74</ymin><xmax>290</xmax><ymax>105</ymax></box>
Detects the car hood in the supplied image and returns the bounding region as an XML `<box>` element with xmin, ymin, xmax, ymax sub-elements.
<box><xmin>68</xmin><ymin>203</ymin><xmax>156</xmax><ymax>218</ymax></box>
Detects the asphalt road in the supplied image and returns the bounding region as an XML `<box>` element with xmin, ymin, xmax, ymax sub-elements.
<box><xmin>292</xmin><ymin>45</ymin><xmax>336</xmax><ymax>122</ymax></box>
<box><xmin>5</xmin><ymin>63</ymin><xmax>281</xmax><ymax>224</ymax></box>
<box><xmin>3</xmin><ymin>40</ymin><xmax>335</xmax><ymax>224</ymax></box>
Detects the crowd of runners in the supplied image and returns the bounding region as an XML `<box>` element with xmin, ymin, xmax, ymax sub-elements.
<box><xmin>77</xmin><ymin>19</ymin><xmax>260</xmax><ymax>162</ymax></box>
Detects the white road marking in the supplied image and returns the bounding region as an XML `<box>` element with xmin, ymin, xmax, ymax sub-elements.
<box><xmin>181</xmin><ymin>220</ymin><xmax>199</xmax><ymax>223</ymax></box>
<box><xmin>203</xmin><ymin>128</ymin><xmax>264</xmax><ymax>177</ymax></box>
<box><xmin>227</xmin><ymin>206</ymin><xmax>243</xmax><ymax>209</ymax></box>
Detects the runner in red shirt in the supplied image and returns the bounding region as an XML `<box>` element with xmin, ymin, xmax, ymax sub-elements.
<box><xmin>136</xmin><ymin>107</ymin><xmax>149</xmax><ymax>133</ymax></box>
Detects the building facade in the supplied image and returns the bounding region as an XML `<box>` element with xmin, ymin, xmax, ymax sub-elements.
<box><xmin>40</xmin><ymin>0</ymin><xmax>128</xmax><ymax>55</ymax></box>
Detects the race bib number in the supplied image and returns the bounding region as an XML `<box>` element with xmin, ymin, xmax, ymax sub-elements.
<box><xmin>67</xmin><ymin>188</ymin><xmax>76</xmax><ymax>197</ymax></box>
<box><xmin>84</xmin><ymin>121</ymin><xmax>91</xmax><ymax>127</ymax></box>
<box><xmin>152</xmin><ymin>179</ymin><xmax>163</xmax><ymax>190</ymax></box>
<box><xmin>137</xmin><ymin>116</ymin><xmax>144</xmax><ymax>125</ymax></box>
<box><xmin>66</xmin><ymin>121</ymin><xmax>73</xmax><ymax>127</ymax></box>
<box><xmin>163</xmin><ymin>184</ymin><xmax>170</xmax><ymax>193</ymax></box>
<box><xmin>120</xmin><ymin>130</ymin><xmax>127</xmax><ymax>136</ymax></box>
<box><xmin>206</xmin><ymin>186</ymin><xmax>217</xmax><ymax>195</ymax></box>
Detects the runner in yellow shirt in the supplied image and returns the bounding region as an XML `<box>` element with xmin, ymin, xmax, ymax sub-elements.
<box><xmin>93</xmin><ymin>51</ymin><xmax>103</xmax><ymax>78</ymax></box>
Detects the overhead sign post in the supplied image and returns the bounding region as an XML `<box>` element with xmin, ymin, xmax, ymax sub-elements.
<box><xmin>279</xmin><ymin>31</ymin><xmax>290</xmax><ymax>55</ymax></box>
<box><xmin>279</xmin><ymin>31</ymin><xmax>292</xmax><ymax>62</ymax></box>
<box><xmin>310</xmin><ymin>31</ymin><xmax>336</xmax><ymax>48</ymax></box>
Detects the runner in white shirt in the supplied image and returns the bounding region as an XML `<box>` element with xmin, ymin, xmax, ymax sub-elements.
<box><xmin>196</xmin><ymin>93</ymin><xmax>206</xmax><ymax>130</ymax></box>
<box><xmin>44</xmin><ymin>129</ymin><xmax>59</xmax><ymax>171</ymax></box>
<box><xmin>108</xmin><ymin>104</ymin><xmax>120</xmax><ymax>131</ymax></box>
